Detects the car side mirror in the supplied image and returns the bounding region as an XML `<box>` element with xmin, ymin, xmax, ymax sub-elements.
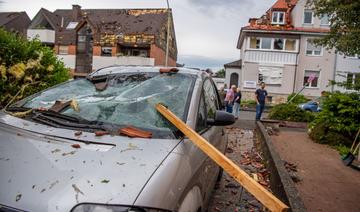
<box><xmin>207</xmin><ymin>110</ymin><xmax>235</xmax><ymax>126</ymax></box>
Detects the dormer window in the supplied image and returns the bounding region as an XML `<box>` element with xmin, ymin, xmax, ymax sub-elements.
<box><xmin>272</xmin><ymin>11</ymin><xmax>285</xmax><ymax>25</ymax></box>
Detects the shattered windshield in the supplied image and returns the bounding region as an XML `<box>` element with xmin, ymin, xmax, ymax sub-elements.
<box><xmin>23</xmin><ymin>72</ymin><xmax>195</xmax><ymax>134</ymax></box>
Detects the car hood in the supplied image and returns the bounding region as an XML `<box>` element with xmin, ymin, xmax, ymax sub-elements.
<box><xmin>0</xmin><ymin>112</ymin><xmax>181</xmax><ymax>212</ymax></box>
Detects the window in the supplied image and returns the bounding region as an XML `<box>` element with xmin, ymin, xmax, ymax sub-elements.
<box><xmin>273</xmin><ymin>38</ymin><xmax>284</xmax><ymax>50</ymax></box>
<box><xmin>249</xmin><ymin>37</ymin><xmax>297</xmax><ymax>52</ymax></box>
<box><xmin>346</xmin><ymin>73</ymin><xmax>360</xmax><ymax>90</ymax></box>
<box><xmin>303</xmin><ymin>70</ymin><xmax>319</xmax><ymax>88</ymax></box>
<box><xmin>258</xmin><ymin>66</ymin><xmax>283</xmax><ymax>85</ymax></box>
<box><xmin>261</xmin><ymin>38</ymin><xmax>272</xmax><ymax>49</ymax></box>
<box><xmin>58</xmin><ymin>45</ymin><xmax>68</xmax><ymax>55</ymax></box>
<box><xmin>285</xmin><ymin>39</ymin><xmax>296</xmax><ymax>51</ymax></box>
<box><xmin>196</xmin><ymin>92</ymin><xmax>207</xmax><ymax>132</ymax></box>
<box><xmin>272</xmin><ymin>11</ymin><xmax>285</xmax><ymax>24</ymax></box>
<box><xmin>306</xmin><ymin>39</ymin><xmax>322</xmax><ymax>56</ymax></box>
<box><xmin>203</xmin><ymin>79</ymin><xmax>219</xmax><ymax>119</ymax></box>
<box><xmin>66</xmin><ymin>22</ymin><xmax>78</xmax><ymax>29</ymax></box>
<box><xmin>101</xmin><ymin>47</ymin><xmax>112</xmax><ymax>56</ymax></box>
<box><xmin>320</xmin><ymin>14</ymin><xmax>330</xmax><ymax>25</ymax></box>
<box><xmin>250</xmin><ymin>37</ymin><xmax>260</xmax><ymax>49</ymax></box>
<box><xmin>303</xmin><ymin>9</ymin><xmax>313</xmax><ymax>24</ymax></box>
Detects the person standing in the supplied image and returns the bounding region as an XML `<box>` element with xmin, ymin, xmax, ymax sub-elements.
<box><xmin>233</xmin><ymin>88</ymin><xmax>242</xmax><ymax>119</ymax></box>
<box><xmin>224</xmin><ymin>85</ymin><xmax>236</xmax><ymax>113</ymax></box>
<box><xmin>218</xmin><ymin>86</ymin><xmax>226</xmax><ymax>109</ymax></box>
<box><xmin>255</xmin><ymin>82</ymin><xmax>267</xmax><ymax>121</ymax></box>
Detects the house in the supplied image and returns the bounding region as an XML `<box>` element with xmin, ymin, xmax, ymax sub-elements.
<box><xmin>232</xmin><ymin>0</ymin><xmax>360</xmax><ymax>104</ymax></box>
<box><xmin>0</xmin><ymin>12</ymin><xmax>31</xmax><ymax>37</ymax></box>
<box><xmin>27</xmin><ymin>5</ymin><xmax>177</xmax><ymax>76</ymax></box>
<box><xmin>224</xmin><ymin>60</ymin><xmax>242</xmax><ymax>89</ymax></box>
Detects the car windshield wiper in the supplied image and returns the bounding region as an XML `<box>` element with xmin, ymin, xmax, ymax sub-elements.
<box><xmin>31</xmin><ymin>110</ymin><xmax>106</xmax><ymax>132</ymax></box>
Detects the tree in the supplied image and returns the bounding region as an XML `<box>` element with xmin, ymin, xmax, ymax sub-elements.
<box><xmin>0</xmin><ymin>28</ymin><xmax>70</xmax><ymax>108</ymax></box>
<box><xmin>307</xmin><ymin>0</ymin><xmax>360</xmax><ymax>56</ymax></box>
<box><xmin>215</xmin><ymin>68</ymin><xmax>225</xmax><ymax>78</ymax></box>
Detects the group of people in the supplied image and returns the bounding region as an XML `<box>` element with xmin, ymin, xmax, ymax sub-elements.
<box><xmin>219</xmin><ymin>85</ymin><xmax>242</xmax><ymax>119</ymax></box>
<box><xmin>219</xmin><ymin>82</ymin><xmax>268</xmax><ymax>121</ymax></box>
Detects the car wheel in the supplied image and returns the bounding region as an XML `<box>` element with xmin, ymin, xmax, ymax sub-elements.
<box><xmin>178</xmin><ymin>186</ymin><xmax>203</xmax><ymax>212</ymax></box>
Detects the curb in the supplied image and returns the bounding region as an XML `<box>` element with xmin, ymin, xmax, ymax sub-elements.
<box><xmin>256</xmin><ymin>121</ymin><xmax>306</xmax><ymax>212</ymax></box>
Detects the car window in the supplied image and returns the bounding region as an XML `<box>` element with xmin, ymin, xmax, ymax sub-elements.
<box><xmin>23</xmin><ymin>72</ymin><xmax>195</xmax><ymax>133</ymax></box>
<box><xmin>203</xmin><ymin>79</ymin><xmax>218</xmax><ymax>119</ymax></box>
<box><xmin>196</xmin><ymin>92</ymin><xmax>207</xmax><ymax>132</ymax></box>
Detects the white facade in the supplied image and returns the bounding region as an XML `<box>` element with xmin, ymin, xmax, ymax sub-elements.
<box><xmin>57</xmin><ymin>55</ymin><xmax>155</xmax><ymax>71</ymax></box>
<box><xmin>334</xmin><ymin>54</ymin><xmax>360</xmax><ymax>92</ymax></box>
<box><xmin>27</xmin><ymin>29</ymin><xmax>55</xmax><ymax>43</ymax></box>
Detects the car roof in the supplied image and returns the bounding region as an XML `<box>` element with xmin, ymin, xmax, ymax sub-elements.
<box><xmin>89</xmin><ymin>66</ymin><xmax>205</xmax><ymax>78</ymax></box>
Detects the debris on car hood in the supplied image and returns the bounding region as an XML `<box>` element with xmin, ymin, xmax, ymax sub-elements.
<box><xmin>49</xmin><ymin>100</ymin><xmax>71</xmax><ymax>113</ymax></box>
<box><xmin>119</xmin><ymin>126</ymin><xmax>152</xmax><ymax>138</ymax></box>
<box><xmin>159</xmin><ymin>68</ymin><xmax>179</xmax><ymax>74</ymax></box>
<box><xmin>94</xmin><ymin>82</ymin><xmax>108</xmax><ymax>91</ymax></box>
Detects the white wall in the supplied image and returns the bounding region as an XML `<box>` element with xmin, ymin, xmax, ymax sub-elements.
<box><xmin>56</xmin><ymin>55</ymin><xmax>155</xmax><ymax>70</ymax></box>
<box><xmin>225</xmin><ymin>67</ymin><xmax>241</xmax><ymax>89</ymax></box>
<box><xmin>92</xmin><ymin>56</ymin><xmax>155</xmax><ymax>70</ymax></box>
<box><xmin>27</xmin><ymin>29</ymin><xmax>55</xmax><ymax>43</ymax></box>
<box><xmin>57</xmin><ymin>55</ymin><xmax>76</xmax><ymax>69</ymax></box>
<box><xmin>334</xmin><ymin>54</ymin><xmax>360</xmax><ymax>92</ymax></box>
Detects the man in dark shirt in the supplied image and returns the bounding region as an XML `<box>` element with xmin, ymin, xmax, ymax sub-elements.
<box><xmin>255</xmin><ymin>82</ymin><xmax>268</xmax><ymax>121</ymax></box>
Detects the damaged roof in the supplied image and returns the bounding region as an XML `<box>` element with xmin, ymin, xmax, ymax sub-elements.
<box><xmin>0</xmin><ymin>12</ymin><xmax>27</xmax><ymax>26</ymax></box>
<box><xmin>36</xmin><ymin>8</ymin><xmax>169</xmax><ymax>35</ymax></box>
<box><xmin>237</xmin><ymin>0</ymin><xmax>330</xmax><ymax>48</ymax></box>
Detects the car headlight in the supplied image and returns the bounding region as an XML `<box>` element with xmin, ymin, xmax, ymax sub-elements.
<box><xmin>71</xmin><ymin>203</ymin><xmax>169</xmax><ymax>212</ymax></box>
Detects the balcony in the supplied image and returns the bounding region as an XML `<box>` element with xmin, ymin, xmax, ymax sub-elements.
<box><xmin>244</xmin><ymin>50</ymin><xmax>298</xmax><ymax>65</ymax></box>
<box><xmin>92</xmin><ymin>56</ymin><xmax>155</xmax><ymax>70</ymax></box>
<box><xmin>27</xmin><ymin>29</ymin><xmax>55</xmax><ymax>44</ymax></box>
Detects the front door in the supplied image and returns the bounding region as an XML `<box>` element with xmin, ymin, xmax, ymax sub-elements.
<box><xmin>75</xmin><ymin>25</ymin><xmax>93</xmax><ymax>74</ymax></box>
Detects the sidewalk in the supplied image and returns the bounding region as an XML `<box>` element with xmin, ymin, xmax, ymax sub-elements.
<box><xmin>271</xmin><ymin>128</ymin><xmax>360</xmax><ymax>212</ymax></box>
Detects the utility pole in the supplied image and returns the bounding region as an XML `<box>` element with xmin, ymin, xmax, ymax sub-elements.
<box><xmin>165</xmin><ymin>0</ymin><xmax>170</xmax><ymax>67</ymax></box>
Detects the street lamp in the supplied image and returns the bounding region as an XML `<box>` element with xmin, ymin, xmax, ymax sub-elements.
<box><xmin>165</xmin><ymin>0</ymin><xmax>170</xmax><ymax>67</ymax></box>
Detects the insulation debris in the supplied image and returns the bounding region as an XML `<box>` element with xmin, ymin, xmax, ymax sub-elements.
<box><xmin>119</xmin><ymin>126</ymin><xmax>152</xmax><ymax>138</ymax></box>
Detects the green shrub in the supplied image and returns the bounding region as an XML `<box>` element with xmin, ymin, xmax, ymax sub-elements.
<box><xmin>0</xmin><ymin>28</ymin><xmax>70</xmax><ymax>108</ymax></box>
<box><xmin>241</xmin><ymin>99</ymin><xmax>257</xmax><ymax>107</ymax></box>
<box><xmin>309</xmin><ymin>91</ymin><xmax>360</xmax><ymax>146</ymax></box>
<box><xmin>287</xmin><ymin>93</ymin><xmax>310</xmax><ymax>104</ymax></box>
<box><xmin>269</xmin><ymin>103</ymin><xmax>315</xmax><ymax>122</ymax></box>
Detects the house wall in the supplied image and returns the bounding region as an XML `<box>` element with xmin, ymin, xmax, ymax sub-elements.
<box><xmin>334</xmin><ymin>54</ymin><xmax>360</xmax><ymax>92</ymax></box>
<box><xmin>292</xmin><ymin>0</ymin><xmax>330</xmax><ymax>29</ymax></box>
<box><xmin>225</xmin><ymin>67</ymin><xmax>241</xmax><ymax>89</ymax></box>
<box><xmin>149</xmin><ymin>44</ymin><xmax>176</xmax><ymax>66</ymax></box>
<box><xmin>241</xmin><ymin>62</ymin><xmax>296</xmax><ymax>95</ymax></box>
<box><xmin>295</xmin><ymin>35</ymin><xmax>335</xmax><ymax>97</ymax></box>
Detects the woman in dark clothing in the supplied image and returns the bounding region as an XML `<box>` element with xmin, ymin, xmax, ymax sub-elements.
<box><xmin>232</xmin><ymin>88</ymin><xmax>242</xmax><ymax>119</ymax></box>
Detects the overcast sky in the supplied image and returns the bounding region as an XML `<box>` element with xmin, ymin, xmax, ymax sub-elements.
<box><xmin>0</xmin><ymin>0</ymin><xmax>274</xmax><ymax>70</ymax></box>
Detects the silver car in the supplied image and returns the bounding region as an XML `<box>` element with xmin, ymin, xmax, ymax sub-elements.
<box><xmin>0</xmin><ymin>66</ymin><xmax>234</xmax><ymax>212</ymax></box>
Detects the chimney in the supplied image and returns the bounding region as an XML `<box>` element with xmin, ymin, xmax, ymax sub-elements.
<box><xmin>72</xmin><ymin>5</ymin><xmax>82</xmax><ymax>21</ymax></box>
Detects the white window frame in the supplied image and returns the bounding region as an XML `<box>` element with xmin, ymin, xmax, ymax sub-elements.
<box><xmin>247</xmin><ymin>37</ymin><xmax>299</xmax><ymax>52</ymax></box>
<box><xmin>303</xmin><ymin>9</ymin><xmax>314</xmax><ymax>25</ymax></box>
<box><xmin>272</xmin><ymin>11</ymin><xmax>285</xmax><ymax>25</ymax></box>
<box><xmin>345</xmin><ymin>72</ymin><xmax>360</xmax><ymax>90</ymax></box>
<box><xmin>303</xmin><ymin>70</ymin><xmax>320</xmax><ymax>88</ymax></box>
<box><xmin>305</xmin><ymin>39</ymin><xmax>323</xmax><ymax>56</ymax></box>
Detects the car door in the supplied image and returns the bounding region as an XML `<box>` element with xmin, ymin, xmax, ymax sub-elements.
<box><xmin>195</xmin><ymin>78</ymin><xmax>226</xmax><ymax>209</ymax></box>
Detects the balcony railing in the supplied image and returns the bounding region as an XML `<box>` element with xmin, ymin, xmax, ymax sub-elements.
<box><xmin>27</xmin><ymin>29</ymin><xmax>55</xmax><ymax>44</ymax></box>
<box><xmin>244</xmin><ymin>50</ymin><xmax>298</xmax><ymax>65</ymax></box>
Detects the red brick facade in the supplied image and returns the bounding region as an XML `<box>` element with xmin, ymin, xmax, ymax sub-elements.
<box><xmin>150</xmin><ymin>44</ymin><xmax>176</xmax><ymax>66</ymax></box>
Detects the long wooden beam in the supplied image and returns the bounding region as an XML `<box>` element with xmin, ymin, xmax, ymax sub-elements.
<box><xmin>155</xmin><ymin>104</ymin><xmax>289</xmax><ymax>212</ymax></box>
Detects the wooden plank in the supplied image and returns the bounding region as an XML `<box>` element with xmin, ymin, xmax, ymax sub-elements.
<box><xmin>156</xmin><ymin>104</ymin><xmax>289</xmax><ymax>212</ymax></box>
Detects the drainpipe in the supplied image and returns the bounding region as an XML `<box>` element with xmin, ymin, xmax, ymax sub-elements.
<box><xmin>331</xmin><ymin>50</ymin><xmax>337</xmax><ymax>92</ymax></box>
<box><xmin>165</xmin><ymin>0</ymin><xmax>170</xmax><ymax>67</ymax></box>
<box><xmin>292</xmin><ymin>38</ymin><xmax>301</xmax><ymax>93</ymax></box>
